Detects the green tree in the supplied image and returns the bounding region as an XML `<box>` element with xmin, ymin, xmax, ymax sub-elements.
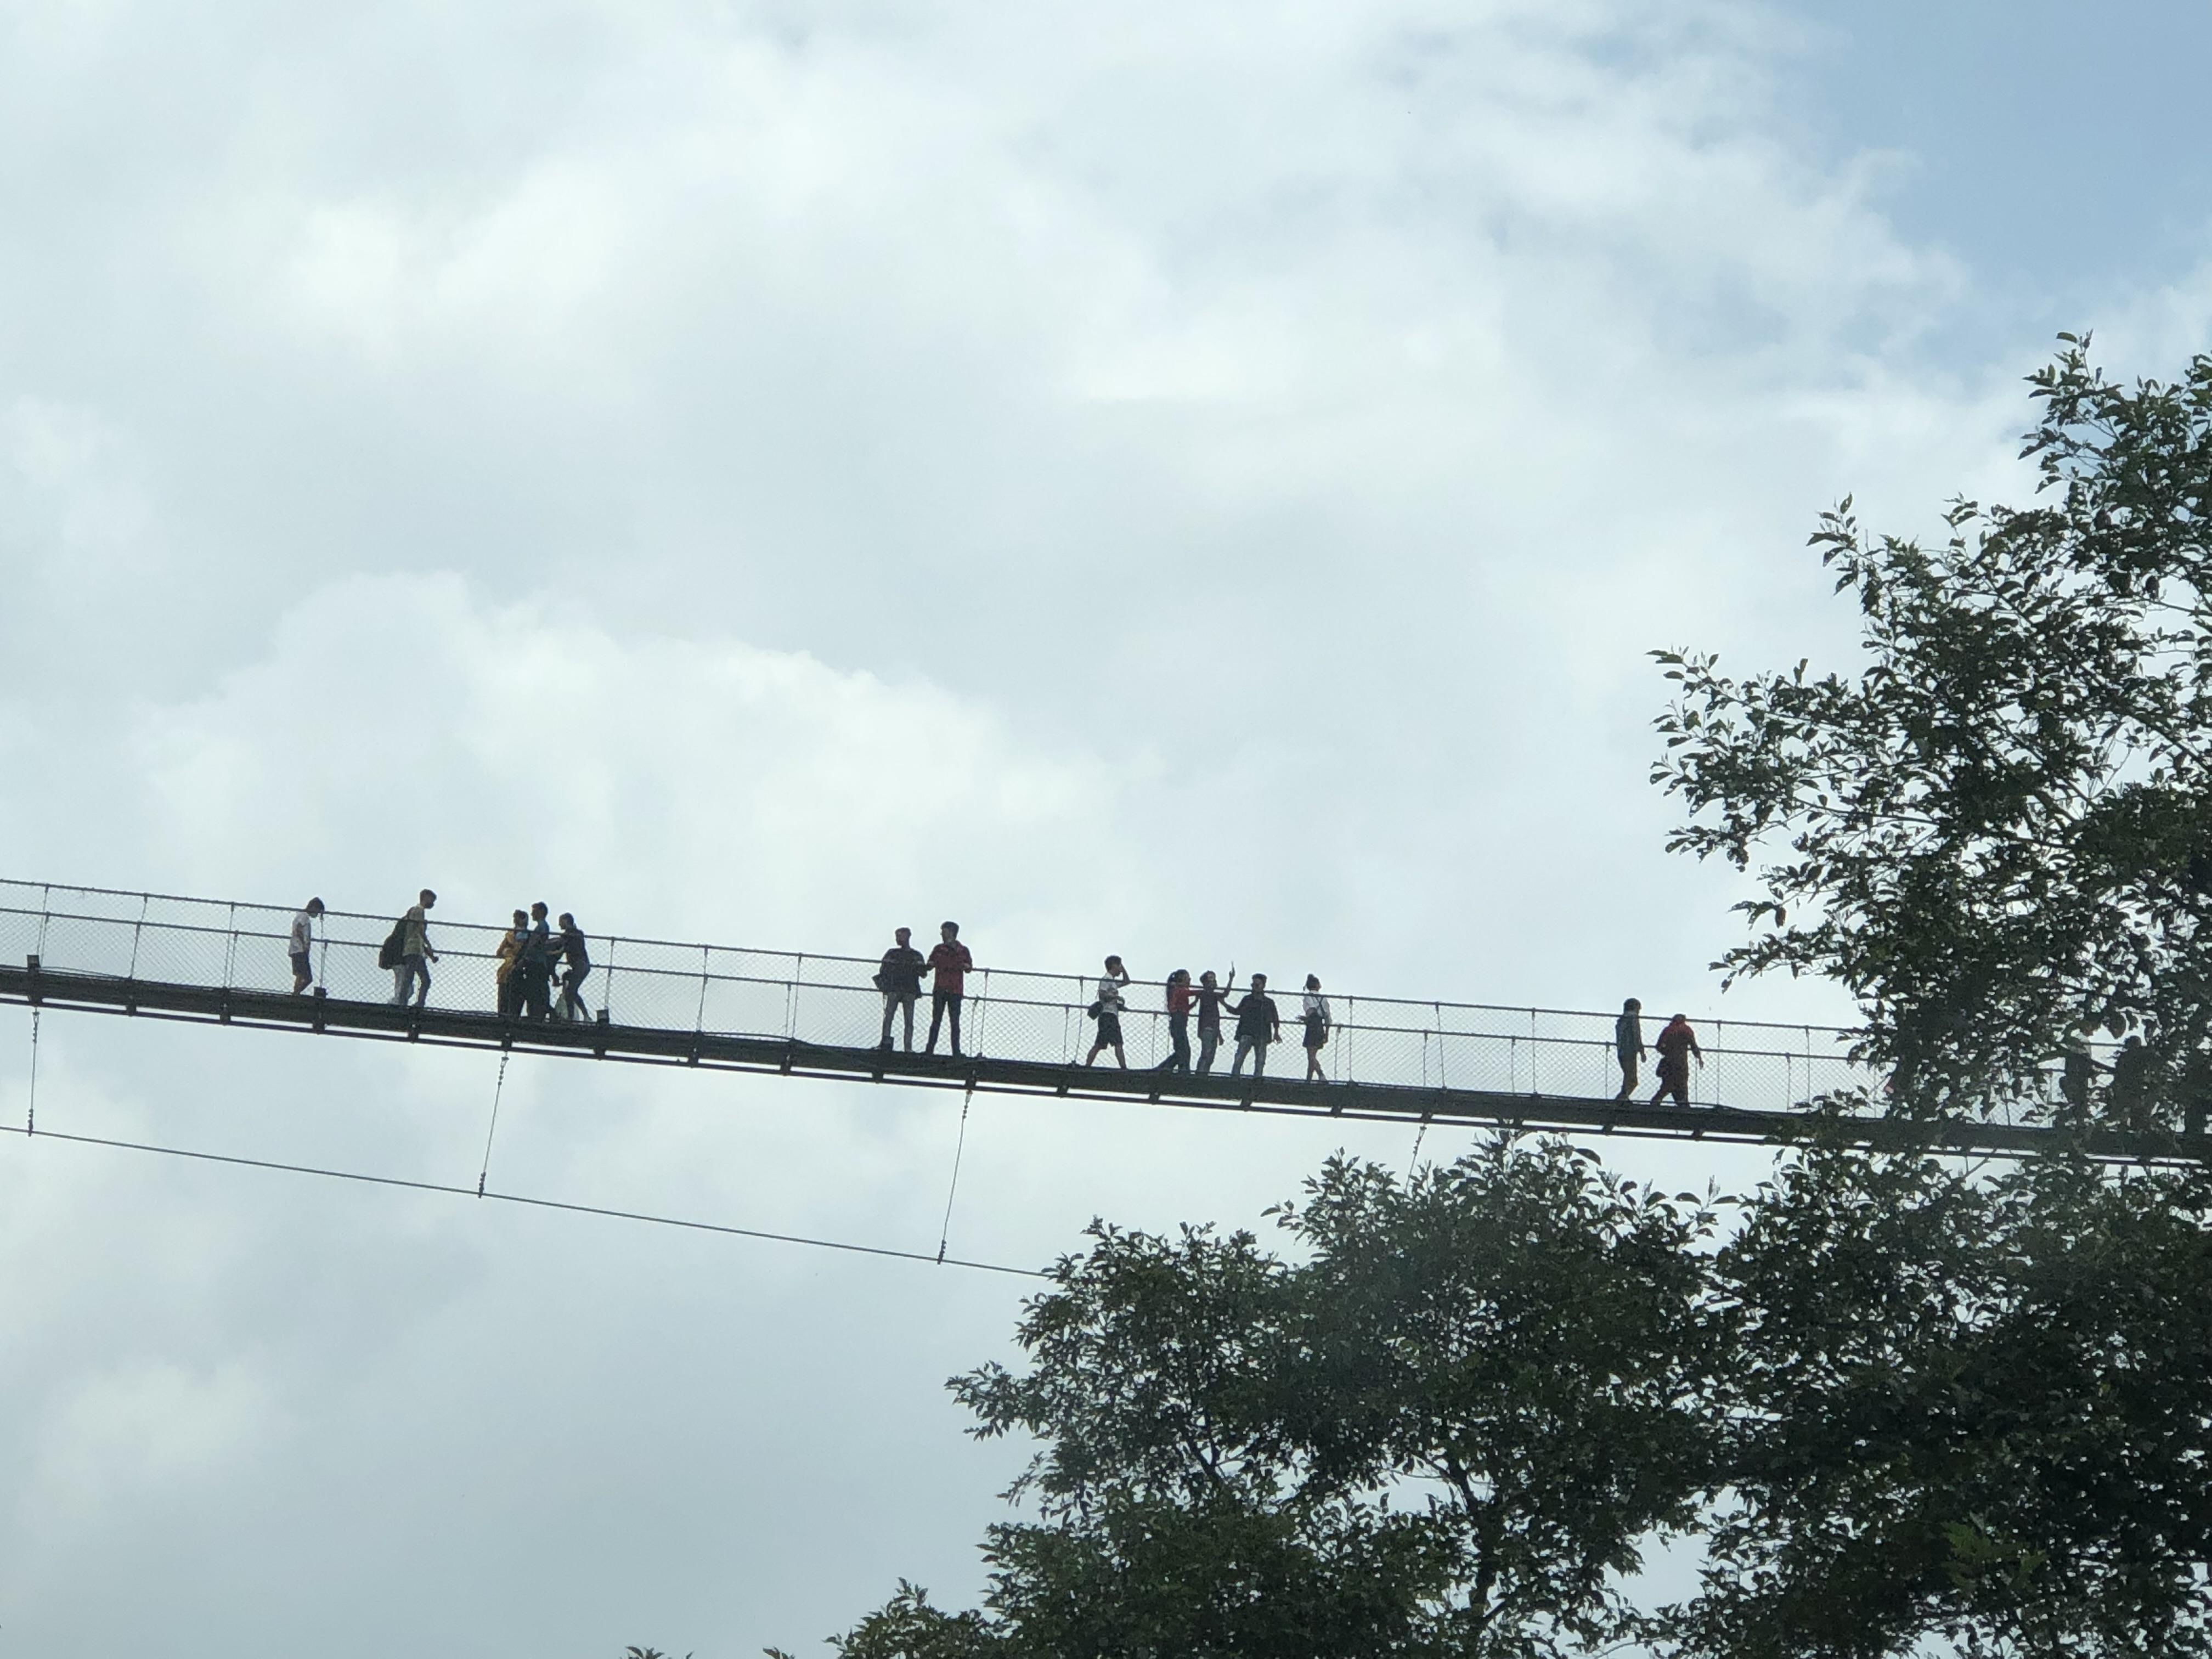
<box><xmin>1667</xmin><ymin>1141</ymin><xmax>2212</xmax><ymax>1658</ymax></box>
<box><xmin>1652</xmin><ymin>337</ymin><xmax>2212</xmax><ymax>1121</ymax></box>
<box><xmin>788</xmin><ymin>1139</ymin><xmax>1719</xmax><ymax>1658</ymax></box>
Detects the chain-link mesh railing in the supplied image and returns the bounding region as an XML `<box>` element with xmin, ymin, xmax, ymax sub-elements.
<box><xmin>0</xmin><ymin>877</ymin><xmax>2097</xmax><ymax>1120</ymax></box>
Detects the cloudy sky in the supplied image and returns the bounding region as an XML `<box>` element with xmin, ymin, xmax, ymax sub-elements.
<box><xmin>4</xmin><ymin>2</ymin><xmax>2210</xmax><ymax>1652</ymax></box>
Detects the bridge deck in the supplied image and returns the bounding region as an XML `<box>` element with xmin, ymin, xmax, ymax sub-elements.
<box><xmin>2</xmin><ymin>961</ymin><xmax>2187</xmax><ymax>1164</ymax></box>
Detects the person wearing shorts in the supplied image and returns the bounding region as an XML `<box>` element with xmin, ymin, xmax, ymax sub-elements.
<box><xmin>1085</xmin><ymin>955</ymin><xmax>1132</xmax><ymax>1068</ymax></box>
<box><xmin>1300</xmin><ymin>974</ymin><xmax>1331</xmax><ymax>1081</ymax></box>
<box><xmin>289</xmin><ymin>898</ymin><xmax>323</xmax><ymax>994</ymax></box>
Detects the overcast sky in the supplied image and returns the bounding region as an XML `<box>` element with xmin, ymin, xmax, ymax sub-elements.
<box><xmin>4</xmin><ymin>2</ymin><xmax>2210</xmax><ymax>1654</ymax></box>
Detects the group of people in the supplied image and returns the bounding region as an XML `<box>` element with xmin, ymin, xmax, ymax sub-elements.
<box><xmin>490</xmin><ymin>901</ymin><xmax>593</xmax><ymax>1022</ymax></box>
<box><xmin>874</xmin><ymin>928</ymin><xmax>1335</xmax><ymax>1082</ymax></box>
<box><xmin>287</xmin><ymin>891</ymin><xmax>594</xmax><ymax>1023</ymax></box>
<box><xmin>1613</xmin><ymin>999</ymin><xmax>1707</xmax><ymax>1108</ymax></box>
<box><xmin>300</xmin><ymin>898</ymin><xmax>1708</xmax><ymax>1103</ymax></box>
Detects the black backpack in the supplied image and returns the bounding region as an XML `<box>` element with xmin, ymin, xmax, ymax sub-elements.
<box><xmin>377</xmin><ymin>916</ymin><xmax>410</xmax><ymax>970</ymax></box>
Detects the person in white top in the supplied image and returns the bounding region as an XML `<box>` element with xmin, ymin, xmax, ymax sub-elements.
<box><xmin>1300</xmin><ymin>974</ymin><xmax>1332</xmax><ymax>1082</ymax></box>
<box><xmin>289</xmin><ymin>898</ymin><xmax>324</xmax><ymax>995</ymax></box>
<box><xmin>1084</xmin><ymin>955</ymin><xmax>1133</xmax><ymax>1068</ymax></box>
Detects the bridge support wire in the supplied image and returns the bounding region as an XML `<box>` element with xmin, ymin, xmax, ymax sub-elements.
<box><xmin>937</xmin><ymin>1091</ymin><xmax>974</xmax><ymax>1266</ymax></box>
<box><xmin>478</xmin><ymin>1051</ymin><xmax>510</xmax><ymax>1198</ymax></box>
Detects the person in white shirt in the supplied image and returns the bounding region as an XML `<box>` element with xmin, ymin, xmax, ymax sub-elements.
<box><xmin>1301</xmin><ymin>974</ymin><xmax>1332</xmax><ymax>1082</ymax></box>
<box><xmin>1084</xmin><ymin>955</ymin><xmax>1133</xmax><ymax>1068</ymax></box>
<box><xmin>289</xmin><ymin>898</ymin><xmax>324</xmax><ymax>995</ymax></box>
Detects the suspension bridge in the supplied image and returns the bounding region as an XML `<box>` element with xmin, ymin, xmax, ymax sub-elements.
<box><xmin>0</xmin><ymin>877</ymin><xmax>2185</xmax><ymax>1164</ymax></box>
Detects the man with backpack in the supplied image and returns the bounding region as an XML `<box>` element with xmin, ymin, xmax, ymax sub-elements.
<box><xmin>385</xmin><ymin>889</ymin><xmax>439</xmax><ymax>1008</ymax></box>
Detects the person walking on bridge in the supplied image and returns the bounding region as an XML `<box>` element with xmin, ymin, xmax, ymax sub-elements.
<box><xmin>1157</xmin><ymin>969</ymin><xmax>1194</xmax><ymax>1074</ymax></box>
<box><xmin>925</xmin><ymin>921</ymin><xmax>973</xmax><ymax>1057</ymax></box>
<box><xmin>1650</xmin><ymin>1012</ymin><xmax>1703</xmax><ymax>1108</ymax></box>
<box><xmin>1193</xmin><ymin>968</ymin><xmax>1234</xmax><ymax>1075</ymax></box>
<box><xmin>1613</xmin><ymin>998</ymin><xmax>1645</xmax><ymax>1100</ymax></box>
<box><xmin>1300</xmin><ymin>975</ymin><xmax>1331</xmax><ymax>1082</ymax></box>
<box><xmin>389</xmin><ymin>890</ymin><xmax>439</xmax><ymax>1008</ymax></box>
<box><xmin>877</xmin><ymin>926</ymin><xmax>924</xmax><ymax>1052</ymax></box>
<box><xmin>1085</xmin><ymin>956</ymin><xmax>1133</xmax><ymax>1068</ymax></box>
<box><xmin>556</xmin><ymin>912</ymin><xmax>592</xmax><ymax>1020</ymax></box>
<box><xmin>289</xmin><ymin>898</ymin><xmax>324</xmax><ymax>994</ymax></box>
<box><xmin>1231</xmin><ymin>974</ymin><xmax>1282</xmax><ymax>1080</ymax></box>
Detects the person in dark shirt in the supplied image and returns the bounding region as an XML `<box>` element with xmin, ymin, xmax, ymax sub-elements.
<box><xmin>1230</xmin><ymin>974</ymin><xmax>1281</xmax><ymax>1079</ymax></box>
<box><xmin>924</xmin><ymin>921</ymin><xmax>974</xmax><ymax>1057</ymax></box>
<box><xmin>2110</xmin><ymin>1035</ymin><xmax>2156</xmax><ymax>1131</ymax></box>
<box><xmin>520</xmin><ymin>901</ymin><xmax>555</xmax><ymax>1020</ymax></box>
<box><xmin>1650</xmin><ymin>1013</ymin><xmax>1703</xmax><ymax>1107</ymax></box>
<box><xmin>556</xmin><ymin>912</ymin><xmax>592</xmax><ymax>1020</ymax></box>
<box><xmin>877</xmin><ymin>926</ymin><xmax>926</xmax><ymax>1052</ymax></box>
<box><xmin>1613</xmin><ymin>998</ymin><xmax>1645</xmax><ymax>1100</ymax></box>
<box><xmin>1193</xmin><ymin>968</ymin><xmax>1234</xmax><ymax>1074</ymax></box>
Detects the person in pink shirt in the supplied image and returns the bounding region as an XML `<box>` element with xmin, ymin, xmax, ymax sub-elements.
<box><xmin>924</xmin><ymin>920</ymin><xmax>974</xmax><ymax>1057</ymax></box>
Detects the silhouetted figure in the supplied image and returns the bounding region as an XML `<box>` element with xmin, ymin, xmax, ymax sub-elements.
<box><xmin>518</xmin><ymin>901</ymin><xmax>555</xmax><ymax>1020</ymax></box>
<box><xmin>2110</xmin><ymin>1035</ymin><xmax>2155</xmax><ymax>1131</ymax></box>
<box><xmin>494</xmin><ymin>909</ymin><xmax>528</xmax><ymax>1017</ymax></box>
<box><xmin>1613</xmin><ymin>998</ymin><xmax>1645</xmax><ymax>1100</ymax></box>
<box><xmin>1193</xmin><ymin>969</ymin><xmax>1234</xmax><ymax>1075</ymax></box>
<box><xmin>1650</xmin><ymin>1012</ymin><xmax>1703</xmax><ymax>1108</ymax></box>
<box><xmin>289</xmin><ymin>898</ymin><xmax>324</xmax><ymax>994</ymax></box>
<box><xmin>1231</xmin><ymin>974</ymin><xmax>1281</xmax><ymax>1080</ymax></box>
<box><xmin>877</xmin><ymin>927</ymin><xmax>924</xmax><ymax>1051</ymax></box>
<box><xmin>1157</xmin><ymin>970</ymin><xmax>1194</xmax><ymax>1074</ymax></box>
<box><xmin>1085</xmin><ymin>956</ymin><xmax>1132</xmax><ymax>1068</ymax></box>
<box><xmin>2057</xmin><ymin>1043</ymin><xmax>2096</xmax><ymax>1126</ymax></box>
<box><xmin>389</xmin><ymin>890</ymin><xmax>439</xmax><ymax>1008</ymax></box>
<box><xmin>926</xmin><ymin>921</ymin><xmax>973</xmax><ymax>1057</ymax></box>
<box><xmin>556</xmin><ymin>913</ymin><xmax>591</xmax><ymax>1020</ymax></box>
<box><xmin>1300</xmin><ymin>974</ymin><xmax>1331</xmax><ymax>1082</ymax></box>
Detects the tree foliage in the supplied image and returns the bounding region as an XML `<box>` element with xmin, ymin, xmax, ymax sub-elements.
<box><xmin>1653</xmin><ymin>337</ymin><xmax>2212</xmax><ymax>1118</ymax></box>
<box><xmin>791</xmin><ymin>1142</ymin><xmax>2212</xmax><ymax>1659</ymax></box>
<box><xmin>1669</xmin><ymin>1145</ymin><xmax>2212</xmax><ymax>1659</ymax></box>
<box><xmin>798</xmin><ymin>1139</ymin><xmax>1720</xmax><ymax>1659</ymax></box>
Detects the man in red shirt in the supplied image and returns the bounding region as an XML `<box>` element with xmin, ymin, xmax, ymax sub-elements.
<box><xmin>924</xmin><ymin>921</ymin><xmax>974</xmax><ymax>1057</ymax></box>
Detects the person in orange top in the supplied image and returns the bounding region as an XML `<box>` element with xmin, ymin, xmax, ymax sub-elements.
<box><xmin>1650</xmin><ymin>1013</ymin><xmax>1704</xmax><ymax>1108</ymax></box>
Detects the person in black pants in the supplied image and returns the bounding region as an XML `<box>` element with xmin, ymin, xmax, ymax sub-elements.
<box><xmin>519</xmin><ymin>901</ymin><xmax>555</xmax><ymax>1020</ymax></box>
<box><xmin>924</xmin><ymin>921</ymin><xmax>973</xmax><ymax>1057</ymax></box>
<box><xmin>1157</xmin><ymin>969</ymin><xmax>1194</xmax><ymax>1073</ymax></box>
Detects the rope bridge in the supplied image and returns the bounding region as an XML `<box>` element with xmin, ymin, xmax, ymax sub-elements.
<box><xmin>0</xmin><ymin>877</ymin><xmax>2175</xmax><ymax>1162</ymax></box>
